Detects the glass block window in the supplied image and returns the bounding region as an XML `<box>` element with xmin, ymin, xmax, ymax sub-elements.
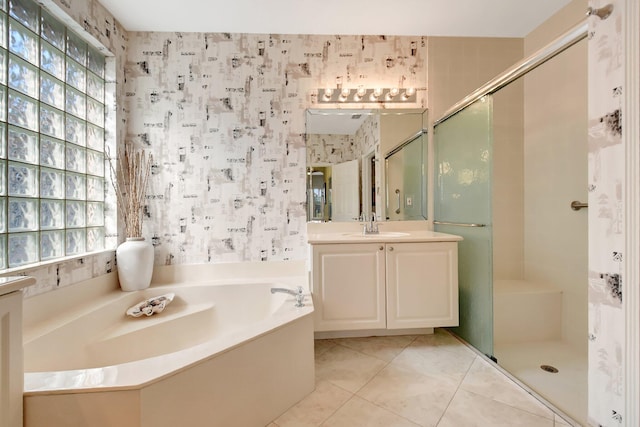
<box><xmin>0</xmin><ymin>0</ymin><xmax>105</xmax><ymax>268</ymax></box>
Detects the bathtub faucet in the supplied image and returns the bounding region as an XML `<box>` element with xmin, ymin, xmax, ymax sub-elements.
<box><xmin>271</xmin><ymin>286</ymin><xmax>305</xmax><ymax>307</ymax></box>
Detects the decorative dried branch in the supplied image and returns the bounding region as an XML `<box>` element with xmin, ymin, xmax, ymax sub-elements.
<box><xmin>108</xmin><ymin>144</ymin><xmax>153</xmax><ymax>239</ymax></box>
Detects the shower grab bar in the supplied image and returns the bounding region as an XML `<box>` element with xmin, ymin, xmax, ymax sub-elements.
<box><xmin>395</xmin><ymin>189</ymin><xmax>401</xmax><ymax>214</ymax></box>
<box><xmin>570</xmin><ymin>201</ymin><xmax>588</xmax><ymax>211</ymax></box>
<box><xmin>433</xmin><ymin>220</ymin><xmax>487</xmax><ymax>228</ymax></box>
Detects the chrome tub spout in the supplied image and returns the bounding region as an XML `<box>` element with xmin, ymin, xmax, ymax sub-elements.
<box><xmin>271</xmin><ymin>286</ymin><xmax>305</xmax><ymax>307</ymax></box>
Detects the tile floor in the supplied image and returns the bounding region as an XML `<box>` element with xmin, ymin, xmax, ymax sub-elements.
<box><xmin>268</xmin><ymin>329</ymin><xmax>577</xmax><ymax>427</ymax></box>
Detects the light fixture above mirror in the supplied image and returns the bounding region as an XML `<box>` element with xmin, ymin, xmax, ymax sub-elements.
<box><xmin>318</xmin><ymin>87</ymin><xmax>417</xmax><ymax>104</ymax></box>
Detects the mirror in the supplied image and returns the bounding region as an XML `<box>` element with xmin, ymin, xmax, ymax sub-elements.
<box><xmin>305</xmin><ymin>108</ymin><xmax>427</xmax><ymax>222</ymax></box>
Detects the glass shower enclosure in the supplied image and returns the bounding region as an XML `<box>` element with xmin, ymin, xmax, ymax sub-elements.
<box><xmin>433</xmin><ymin>97</ymin><xmax>494</xmax><ymax>358</ymax></box>
<box><xmin>432</xmin><ymin>36</ymin><xmax>588</xmax><ymax>422</ymax></box>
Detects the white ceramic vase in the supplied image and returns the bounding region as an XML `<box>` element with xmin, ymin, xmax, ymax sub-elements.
<box><xmin>116</xmin><ymin>237</ymin><xmax>154</xmax><ymax>292</ymax></box>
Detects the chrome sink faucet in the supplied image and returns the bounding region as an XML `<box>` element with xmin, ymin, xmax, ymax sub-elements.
<box><xmin>271</xmin><ymin>286</ymin><xmax>305</xmax><ymax>307</ymax></box>
<box><xmin>364</xmin><ymin>213</ymin><xmax>379</xmax><ymax>235</ymax></box>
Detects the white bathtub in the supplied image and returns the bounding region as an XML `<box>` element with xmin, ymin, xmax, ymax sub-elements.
<box><xmin>22</xmin><ymin>261</ymin><xmax>315</xmax><ymax>427</ymax></box>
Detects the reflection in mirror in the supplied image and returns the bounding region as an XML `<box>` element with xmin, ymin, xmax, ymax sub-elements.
<box><xmin>305</xmin><ymin>108</ymin><xmax>427</xmax><ymax>222</ymax></box>
<box><xmin>385</xmin><ymin>132</ymin><xmax>426</xmax><ymax>221</ymax></box>
<box><xmin>307</xmin><ymin>166</ymin><xmax>330</xmax><ymax>221</ymax></box>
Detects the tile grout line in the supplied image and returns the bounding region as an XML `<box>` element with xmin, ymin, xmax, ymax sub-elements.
<box><xmin>462</xmin><ymin>357</ymin><xmax>558</xmax><ymax>421</ymax></box>
<box><xmin>314</xmin><ymin>339</ymin><xmax>394</xmax><ymax>427</ymax></box>
<box><xmin>274</xmin><ymin>340</ymin><xmax>348</xmax><ymax>427</ymax></box>
<box><xmin>434</xmin><ymin>354</ymin><xmax>478</xmax><ymax>426</ymax></box>
<box><xmin>331</xmin><ymin>333</ymin><xmax>479</xmax><ymax>426</ymax></box>
<box><xmin>318</xmin><ymin>336</ymin><xmax>422</xmax><ymax>426</ymax></box>
<box><xmin>451</xmin><ymin>387</ymin><xmax>559</xmax><ymax>424</ymax></box>
<box><xmin>316</xmin><ymin>333</ymin><xmax>478</xmax><ymax>426</ymax></box>
<box><xmin>451</xmin><ymin>333</ymin><xmax>580</xmax><ymax>425</ymax></box>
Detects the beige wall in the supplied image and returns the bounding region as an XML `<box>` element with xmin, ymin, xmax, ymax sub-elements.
<box><xmin>523</xmin><ymin>0</ymin><xmax>588</xmax><ymax>350</ymax></box>
<box><xmin>380</xmin><ymin>112</ymin><xmax>423</xmax><ymax>156</ymax></box>
<box><xmin>427</xmin><ymin>36</ymin><xmax>524</xmax><ymax>276</ymax></box>
<box><xmin>492</xmin><ymin>80</ymin><xmax>525</xmax><ymax>279</ymax></box>
<box><xmin>427</xmin><ymin>37</ymin><xmax>523</xmax><ymax>125</ymax></box>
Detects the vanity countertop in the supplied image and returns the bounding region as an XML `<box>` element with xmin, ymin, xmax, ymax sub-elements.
<box><xmin>0</xmin><ymin>276</ymin><xmax>36</xmax><ymax>295</ymax></box>
<box><xmin>307</xmin><ymin>229</ymin><xmax>463</xmax><ymax>244</ymax></box>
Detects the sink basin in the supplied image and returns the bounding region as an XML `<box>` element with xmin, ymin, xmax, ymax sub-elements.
<box><xmin>342</xmin><ymin>231</ymin><xmax>410</xmax><ymax>238</ymax></box>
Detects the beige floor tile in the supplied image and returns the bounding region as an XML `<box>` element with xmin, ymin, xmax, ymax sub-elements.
<box><xmin>413</xmin><ymin>329</ymin><xmax>476</xmax><ymax>358</ymax></box>
<box><xmin>438</xmin><ymin>389</ymin><xmax>554</xmax><ymax>427</ymax></box>
<box><xmin>391</xmin><ymin>338</ymin><xmax>476</xmax><ymax>382</ymax></box>
<box><xmin>332</xmin><ymin>335</ymin><xmax>417</xmax><ymax>362</ymax></box>
<box><xmin>554</xmin><ymin>414</ymin><xmax>573</xmax><ymax>426</ymax></box>
<box><xmin>460</xmin><ymin>357</ymin><xmax>555</xmax><ymax>420</ymax></box>
<box><xmin>357</xmin><ymin>363</ymin><xmax>459</xmax><ymax>427</ymax></box>
<box><xmin>314</xmin><ymin>339</ymin><xmax>337</xmax><ymax>358</ymax></box>
<box><xmin>273</xmin><ymin>379</ymin><xmax>352</xmax><ymax>427</ymax></box>
<box><xmin>315</xmin><ymin>343</ymin><xmax>387</xmax><ymax>393</ymax></box>
<box><xmin>322</xmin><ymin>396</ymin><xmax>421</xmax><ymax>427</ymax></box>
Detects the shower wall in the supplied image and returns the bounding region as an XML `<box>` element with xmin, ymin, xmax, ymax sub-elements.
<box><xmin>427</xmin><ymin>36</ymin><xmax>524</xmax><ymax>275</ymax></box>
<box><xmin>523</xmin><ymin>0</ymin><xmax>588</xmax><ymax>350</ymax></box>
<box><xmin>492</xmin><ymin>81</ymin><xmax>524</xmax><ymax>280</ymax></box>
<box><xmin>426</xmin><ymin>38</ymin><xmax>523</xmax><ymax>123</ymax></box>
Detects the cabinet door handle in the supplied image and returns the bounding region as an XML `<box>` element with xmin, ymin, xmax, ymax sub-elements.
<box><xmin>379</xmin><ymin>246</ymin><xmax>384</xmax><ymax>251</ymax></box>
<box><xmin>388</xmin><ymin>246</ymin><xmax>394</xmax><ymax>251</ymax></box>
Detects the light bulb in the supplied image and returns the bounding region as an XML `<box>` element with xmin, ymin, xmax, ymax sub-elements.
<box><xmin>323</xmin><ymin>87</ymin><xmax>334</xmax><ymax>100</ymax></box>
<box><xmin>370</xmin><ymin>88</ymin><xmax>383</xmax><ymax>101</ymax></box>
<box><xmin>338</xmin><ymin>88</ymin><xmax>351</xmax><ymax>102</ymax></box>
<box><xmin>353</xmin><ymin>86</ymin><xmax>366</xmax><ymax>102</ymax></box>
<box><xmin>403</xmin><ymin>87</ymin><xmax>416</xmax><ymax>99</ymax></box>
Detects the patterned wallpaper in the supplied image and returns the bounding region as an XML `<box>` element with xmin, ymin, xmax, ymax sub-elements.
<box><xmin>124</xmin><ymin>33</ymin><xmax>427</xmax><ymax>265</ymax></box>
<box><xmin>306</xmin><ymin>134</ymin><xmax>357</xmax><ymax>165</ymax></box>
<box><xmin>587</xmin><ymin>0</ymin><xmax>625</xmax><ymax>425</ymax></box>
<box><xmin>306</xmin><ymin>114</ymin><xmax>380</xmax><ymax>167</ymax></box>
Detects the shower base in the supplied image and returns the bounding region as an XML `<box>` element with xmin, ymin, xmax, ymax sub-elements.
<box><xmin>494</xmin><ymin>340</ymin><xmax>587</xmax><ymax>426</ymax></box>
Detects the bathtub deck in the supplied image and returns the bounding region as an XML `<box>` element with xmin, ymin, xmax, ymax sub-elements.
<box><xmin>22</xmin><ymin>261</ymin><xmax>315</xmax><ymax>427</ymax></box>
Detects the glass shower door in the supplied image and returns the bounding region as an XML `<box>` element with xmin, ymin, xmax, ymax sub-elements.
<box><xmin>434</xmin><ymin>97</ymin><xmax>494</xmax><ymax>358</ymax></box>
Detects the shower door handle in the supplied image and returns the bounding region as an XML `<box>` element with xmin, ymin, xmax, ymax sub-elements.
<box><xmin>433</xmin><ymin>220</ymin><xmax>487</xmax><ymax>227</ymax></box>
<box><xmin>570</xmin><ymin>201</ymin><xmax>588</xmax><ymax>211</ymax></box>
<box><xmin>395</xmin><ymin>189</ymin><xmax>401</xmax><ymax>214</ymax></box>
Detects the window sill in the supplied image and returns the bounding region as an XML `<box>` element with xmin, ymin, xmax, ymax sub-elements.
<box><xmin>0</xmin><ymin>247</ymin><xmax>116</xmax><ymax>277</ymax></box>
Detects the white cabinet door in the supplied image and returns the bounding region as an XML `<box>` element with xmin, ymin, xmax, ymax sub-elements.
<box><xmin>312</xmin><ymin>243</ymin><xmax>386</xmax><ymax>331</ymax></box>
<box><xmin>386</xmin><ymin>242</ymin><xmax>459</xmax><ymax>329</ymax></box>
<box><xmin>0</xmin><ymin>291</ymin><xmax>23</xmax><ymax>427</ymax></box>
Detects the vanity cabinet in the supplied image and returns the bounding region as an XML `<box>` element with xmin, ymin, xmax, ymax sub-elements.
<box><xmin>312</xmin><ymin>243</ymin><xmax>386</xmax><ymax>331</ymax></box>
<box><xmin>311</xmin><ymin>241</ymin><xmax>459</xmax><ymax>332</ymax></box>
